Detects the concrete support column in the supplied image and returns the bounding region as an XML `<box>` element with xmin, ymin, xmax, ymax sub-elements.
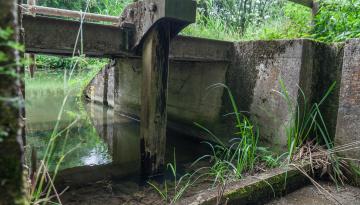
<box><xmin>140</xmin><ymin>22</ymin><xmax>170</xmax><ymax>177</ymax></box>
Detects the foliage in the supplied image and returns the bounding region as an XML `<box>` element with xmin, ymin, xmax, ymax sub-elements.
<box><xmin>0</xmin><ymin>27</ymin><xmax>25</xmax><ymax>77</ymax></box>
<box><xmin>148</xmin><ymin>150</ymin><xmax>202</xmax><ymax>204</ymax></box>
<box><xmin>36</xmin><ymin>0</ymin><xmax>131</xmax><ymax>15</ymax></box>
<box><xmin>313</xmin><ymin>0</ymin><xmax>360</xmax><ymax>42</ymax></box>
<box><xmin>277</xmin><ymin>80</ymin><xmax>336</xmax><ymax>160</ymax></box>
<box><xmin>243</xmin><ymin>2</ymin><xmax>312</xmax><ymax>40</ymax></box>
<box><xmin>276</xmin><ymin>80</ymin><xmax>350</xmax><ymax>186</ymax></box>
<box><xmin>34</xmin><ymin>0</ymin><xmax>360</xmax><ymax>42</ymax></box>
<box><xmin>193</xmin><ymin>84</ymin><xmax>260</xmax><ymax>184</ymax></box>
<box><xmin>197</xmin><ymin>0</ymin><xmax>283</xmax><ymax>34</ymax></box>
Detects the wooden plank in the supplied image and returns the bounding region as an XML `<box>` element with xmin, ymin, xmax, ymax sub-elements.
<box><xmin>23</xmin><ymin>15</ymin><xmax>133</xmax><ymax>57</ymax></box>
<box><xmin>140</xmin><ymin>22</ymin><xmax>170</xmax><ymax>176</ymax></box>
<box><xmin>22</xmin><ymin>4</ymin><xmax>120</xmax><ymax>23</ymax></box>
<box><xmin>287</xmin><ymin>0</ymin><xmax>314</xmax><ymax>8</ymax></box>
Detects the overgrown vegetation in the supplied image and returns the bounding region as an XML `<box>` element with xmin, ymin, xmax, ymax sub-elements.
<box><xmin>147</xmin><ymin>79</ymin><xmax>359</xmax><ymax>204</ymax></box>
<box><xmin>313</xmin><ymin>0</ymin><xmax>360</xmax><ymax>42</ymax></box>
<box><xmin>34</xmin><ymin>0</ymin><xmax>360</xmax><ymax>43</ymax></box>
<box><xmin>193</xmin><ymin>84</ymin><xmax>259</xmax><ymax>182</ymax></box>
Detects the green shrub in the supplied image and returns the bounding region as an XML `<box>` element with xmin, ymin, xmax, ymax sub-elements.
<box><xmin>313</xmin><ymin>0</ymin><xmax>360</xmax><ymax>42</ymax></box>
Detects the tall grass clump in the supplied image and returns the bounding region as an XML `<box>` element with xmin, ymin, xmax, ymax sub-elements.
<box><xmin>276</xmin><ymin>80</ymin><xmax>358</xmax><ymax>187</ymax></box>
<box><xmin>194</xmin><ymin>84</ymin><xmax>259</xmax><ymax>184</ymax></box>
<box><xmin>276</xmin><ymin>79</ymin><xmax>336</xmax><ymax>161</ymax></box>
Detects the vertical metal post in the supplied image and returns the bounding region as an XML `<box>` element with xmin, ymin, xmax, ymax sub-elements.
<box><xmin>140</xmin><ymin>22</ymin><xmax>170</xmax><ymax>177</ymax></box>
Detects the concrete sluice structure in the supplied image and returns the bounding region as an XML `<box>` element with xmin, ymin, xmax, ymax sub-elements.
<box><xmin>1</xmin><ymin>0</ymin><xmax>360</xmax><ymax>204</ymax></box>
<box><xmin>85</xmin><ymin>36</ymin><xmax>360</xmax><ymax>204</ymax></box>
<box><xmin>86</xmin><ymin>36</ymin><xmax>358</xmax><ymax>156</ymax></box>
<box><xmin>82</xmin><ymin>36</ymin><xmax>360</xmax><ymax>203</ymax></box>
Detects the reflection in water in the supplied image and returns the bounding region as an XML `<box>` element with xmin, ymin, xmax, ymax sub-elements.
<box><xmin>26</xmin><ymin>70</ymin><xmax>208</xmax><ymax>186</ymax></box>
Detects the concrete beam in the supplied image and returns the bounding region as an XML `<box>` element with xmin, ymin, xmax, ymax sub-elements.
<box><xmin>23</xmin><ymin>15</ymin><xmax>134</xmax><ymax>57</ymax></box>
<box><xmin>170</xmin><ymin>36</ymin><xmax>233</xmax><ymax>62</ymax></box>
<box><xmin>23</xmin><ymin>15</ymin><xmax>231</xmax><ymax>62</ymax></box>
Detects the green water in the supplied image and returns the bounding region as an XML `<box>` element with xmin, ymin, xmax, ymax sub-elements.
<box><xmin>25</xmin><ymin>69</ymin><xmax>208</xmax><ymax>182</ymax></box>
<box><xmin>26</xmin><ymin>69</ymin><xmax>112</xmax><ymax>170</ymax></box>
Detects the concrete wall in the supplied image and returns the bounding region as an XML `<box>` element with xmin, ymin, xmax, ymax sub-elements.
<box><xmin>86</xmin><ymin>36</ymin><xmax>358</xmax><ymax>151</ymax></box>
<box><xmin>335</xmin><ymin>39</ymin><xmax>360</xmax><ymax>168</ymax></box>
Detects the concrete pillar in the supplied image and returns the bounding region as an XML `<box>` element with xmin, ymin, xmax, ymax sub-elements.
<box><xmin>335</xmin><ymin>39</ymin><xmax>360</xmax><ymax>169</ymax></box>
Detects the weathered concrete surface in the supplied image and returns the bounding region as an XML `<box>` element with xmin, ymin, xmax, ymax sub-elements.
<box><xmin>335</xmin><ymin>39</ymin><xmax>360</xmax><ymax>169</ymax></box>
<box><xmin>119</xmin><ymin>0</ymin><xmax>196</xmax><ymax>50</ymax></box>
<box><xmin>87</xmin><ymin>57</ymin><xmax>229</xmax><ymax>138</ymax></box>
<box><xmin>86</xmin><ymin>37</ymin><xmax>348</xmax><ymax>147</ymax></box>
<box><xmin>23</xmin><ymin>15</ymin><xmax>133</xmax><ymax>57</ymax></box>
<box><xmin>312</xmin><ymin>43</ymin><xmax>344</xmax><ymax>141</ymax></box>
<box><xmin>266</xmin><ymin>181</ymin><xmax>360</xmax><ymax>205</ymax></box>
<box><xmin>0</xmin><ymin>0</ymin><xmax>26</xmax><ymax>204</ymax></box>
<box><xmin>178</xmin><ymin>164</ymin><xmax>311</xmax><ymax>205</ymax></box>
<box><xmin>228</xmin><ymin>40</ymin><xmax>314</xmax><ymax>149</ymax></box>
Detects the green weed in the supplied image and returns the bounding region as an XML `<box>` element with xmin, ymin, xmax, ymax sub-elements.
<box><xmin>148</xmin><ymin>150</ymin><xmax>203</xmax><ymax>204</ymax></box>
<box><xmin>193</xmin><ymin>84</ymin><xmax>260</xmax><ymax>184</ymax></box>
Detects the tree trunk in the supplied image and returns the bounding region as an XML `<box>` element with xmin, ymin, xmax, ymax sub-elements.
<box><xmin>0</xmin><ymin>0</ymin><xmax>26</xmax><ymax>204</ymax></box>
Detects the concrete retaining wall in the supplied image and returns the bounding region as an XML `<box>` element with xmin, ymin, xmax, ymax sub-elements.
<box><xmin>335</xmin><ymin>39</ymin><xmax>360</xmax><ymax>168</ymax></box>
<box><xmin>85</xmin><ymin>36</ymin><xmax>358</xmax><ymax>151</ymax></box>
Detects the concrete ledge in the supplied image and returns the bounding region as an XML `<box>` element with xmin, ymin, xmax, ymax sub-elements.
<box><xmin>170</xmin><ymin>36</ymin><xmax>233</xmax><ymax>62</ymax></box>
<box><xmin>178</xmin><ymin>164</ymin><xmax>311</xmax><ymax>205</ymax></box>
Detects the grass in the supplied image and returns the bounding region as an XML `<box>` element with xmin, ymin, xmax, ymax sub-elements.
<box><xmin>194</xmin><ymin>84</ymin><xmax>259</xmax><ymax>180</ymax></box>
<box><xmin>27</xmin><ymin>0</ymin><xmax>108</xmax><ymax>204</ymax></box>
<box><xmin>147</xmin><ymin>80</ymin><xmax>359</xmax><ymax>203</ymax></box>
<box><xmin>148</xmin><ymin>150</ymin><xmax>203</xmax><ymax>204</ymax></box>
<box><xmin>276</xmin><ymin>79</ymin><xmax>360</xmax><ymax>192</ymax></box>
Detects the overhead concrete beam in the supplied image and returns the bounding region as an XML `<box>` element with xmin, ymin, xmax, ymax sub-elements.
<box><xmin>23</xmin><ymin>15</ymin><xmax>232</xmax><ymax>62</ymax></box>
<box><xmin>23</xmin><ymin>15</ymin><xmax>134</xmax><ymax>57</ymax></box>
